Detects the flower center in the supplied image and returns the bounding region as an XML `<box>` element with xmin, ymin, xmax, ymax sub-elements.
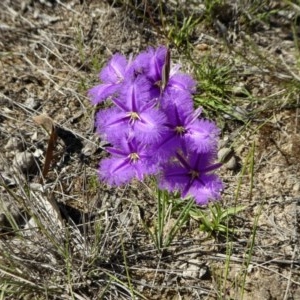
<box><xmin>129</xmin><ymin>152</ymin><xmax>140</xmax><ymax>163</ymax></box>
<box><xmin>175</xmin><ymin>126</ymin><xmax>186</xmax><ymax>136</ymax></box>
<box><xmin>127</xmin><ymin>112</ymin><xmax>140</xmax><ymax>123</ymax></box>
<box><xmin>155</xmin><ymin>80</ymin><xmax>163</xmax><ymax>88</ymax></box>
<box><xmin>189</xmin><ymin>170</ymin><xmax>199</xmax><ymax>179</ymax></box>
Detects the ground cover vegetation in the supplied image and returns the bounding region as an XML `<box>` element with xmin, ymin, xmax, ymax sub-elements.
<box><xmin>0</xmin><ymin>0</ymin><xmax>300</xmax><ymax>299</ymax></box>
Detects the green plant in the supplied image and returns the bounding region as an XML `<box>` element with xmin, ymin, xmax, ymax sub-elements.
<box><xmin>167</xmin><ymin>15</ymin><xmax>200</xmax><ymax>49</ymax></box>
<box><xmin>142</xmin><ymin>189</ymin><xmax>194</xmax><ymax>252</ymax></box>
<box><xmin>195</xmin><ymin>57</ymin><xmax>232</xmax><ymax>98</ymax></box>
<box><xmin>75</xmin><ymin>24</ymin><xmax>85</xmax><ymax>64</ymax></box>
<box><xmin>203</xmin><ymin>0</ymin><xmax>225</xmax><ymax>24</ymax></box>
<box><xmin>239</xmin><ymin>200</ymin><xmax>263</xmax><ymax>299</ymax></box>
<box><xmin>192</xmin><ymin>57</ymin><xmax>249</xmax><ymax>121</ymax></box>
<box><xmin>88</xmin><ymin>174</ymin><xmax>100</xmax><ymax>193</ymax></box>
<box><xmin>190</xmin><ymin>202</ymin><xmax>245</xmax><ymax>235</ymax></box>
<box><xmin>241</xmin><ymin>0</ymin><xmax>280</xmax><ymax>26</ymax></box>
<box><xmin>90</xmin><ymin>54</ymin><xmax>104</xmax><ymax>73</ymax></box>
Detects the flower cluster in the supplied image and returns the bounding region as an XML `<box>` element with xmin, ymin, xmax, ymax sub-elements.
<box><xmin>88</xmin><ymin>46</ymin><xmax>223</xmax><ymax>205</ymax></box>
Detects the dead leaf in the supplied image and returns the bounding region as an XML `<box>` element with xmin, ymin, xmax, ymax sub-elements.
<box><xmin>33</xmin><ymin>114</ymin><xmax>54</xmax><ymax>134</ymax></box>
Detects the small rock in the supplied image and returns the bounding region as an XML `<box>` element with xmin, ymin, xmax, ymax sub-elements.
<box><xmin>4</xmin><ymin>137</ymin><xmax>24</xmax><ymax>151</ymax></box>
<box><xmin>182</xmin><ymin>259</ymin><xmax>201</xmax><ymax>278</ymax></box>
<box><xmin>81</xmin><ymin>141</ymin><xmax>98</xmax><ymax>157</ymax></box>
<box><xmin>24</xmin><ymin>97</ymin><xmax>41</xmax><ymax>110</ymax></box>
<box><xmin>218</xmin><ymin>147</ymin><xmax>238</xmax><ymax>170</ymax></box>
<box><xmin>232</xmin><ymin>83</ymin><xmax>248</xmax><ymax>97</ymax></box>
<box><xmin>218</xmin><ymin>147</ymin><xmax>232</xmax><ymax>162</ymax></box>
<box><xmin>0</xmin><ymin>198</ymin><xmax>23</xmax><ymax>231</ymax></box>
<box><xmin>29</xmin><ymin>183</ymin><xmax>44</xmax><ymax>192</ymax></box>
<box><xmin>33</xmin><ymin>148</ymin><xmax>43</xmax><ymax>158</ymax></box>
<box><xmin>247</xmin><ymin>264</ymin><xmax>254</xmax><ymax>273</ymax></box>
<box><xmin>293</xmin><ymin>182</ymin><xmax>300</xmax><ymax>192</ymax></box>
<box><xmin>1</xmin><ymin>171</ymin><xmax>17</xmax><ymax>187</ymax></box>
<box><xmin>218</xmin><ymin>135</ymin><xmax>230</xmax><ymax>148</ymax></box>
<box><xmin>199</xmin><ymin>265</ymin><xmax>210</xmax><ymax>279</ymax></box>
<box><xmin>196</xmin><ymin>43</ymin><xmax>209</xmax><ymax>51</ymax></box>
<box><xmin>225</xmin><ymin>156</ymin><xmax>237</xmax><ymax>170</ymax></box>
<box><xmin>13</xmin><ymin>151</ymin><xmax>36</xmax><ymax>173</ymax></box>
<box><xmin>31</xmin><ymin>131</ymin><xmax>39</xmax><ymax>142</ymax></box>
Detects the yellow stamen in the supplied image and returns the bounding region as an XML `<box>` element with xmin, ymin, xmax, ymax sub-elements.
<box><xmin>127</xmin><ymin>112</ymin><xmax>140</xmax><ymax>122</ymax></box>
<box><xmin>129</xmin><ymin>153</ymin><xmax>139</xmax><ymax>162</ymax></box>
<box><xmin>175</xmin><ymin>126</ymin><xmax>186</xmax><ymax>135</ymax></box>
<box><xmin>127</xmin><ymin>111</ymin><xmax>141</xmax><ymax>124</ymax></box>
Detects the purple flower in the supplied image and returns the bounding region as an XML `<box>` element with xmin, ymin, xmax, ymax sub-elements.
<box><xmin>133</xmin><ymin>46</ymin><xmax>167</xmax><ymax>84</ymax></box>
<box><xmin>95</xmin><ymin>76</ymin><xmax>167</xmax><ymax>143</ymax></box>
<box><xmin>165</xmin><ymin>72</ymin><xmax>196</xmax><ymax>96</ymax></box>
<box><xmin>88</xmin><ymin>53</ymin><xmax>132</xmax><ymax>104</ymax></box>
<box><xmin>160</xmin><ymin>89</ymin><xmax>194</xmax><ymax>111</ymax></box>
<box><xmin>98</xmin><ymin>137</ymin><xmax>159</xmax><ymax>185</ymax></box>
<box><xmin>159</xmin><ymin>151</ymin><xmax>223</xmax><ymax>205</ymax></box>
<box><xmin>133</xmin><ymin>46</ymin><xmax>196</xmax><ymax>96</ymax></box>
<box><xmin>186</xmin><ymin>118</ymin><xmax>220</xmax><ymax>153</ymax></box>
<box><xmin>89</xmin><ymin>45</ymin><xmax>223</xmax><ymax>203</ymax></box>
<box><xmin>157</xmin><ymin>94</ymin><xmax>220</xmax><ymax>157</ymax></box>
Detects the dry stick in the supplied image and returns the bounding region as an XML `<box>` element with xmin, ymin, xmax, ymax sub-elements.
<box><xmin>41</xmin><ymin>124</ymin><xmax>58</xmax><ymax>181</ymax></box>
<box><xmin>32</xmin><ymin>114</ymin><xmax>58</xmax><ymax>182</ymax></box>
